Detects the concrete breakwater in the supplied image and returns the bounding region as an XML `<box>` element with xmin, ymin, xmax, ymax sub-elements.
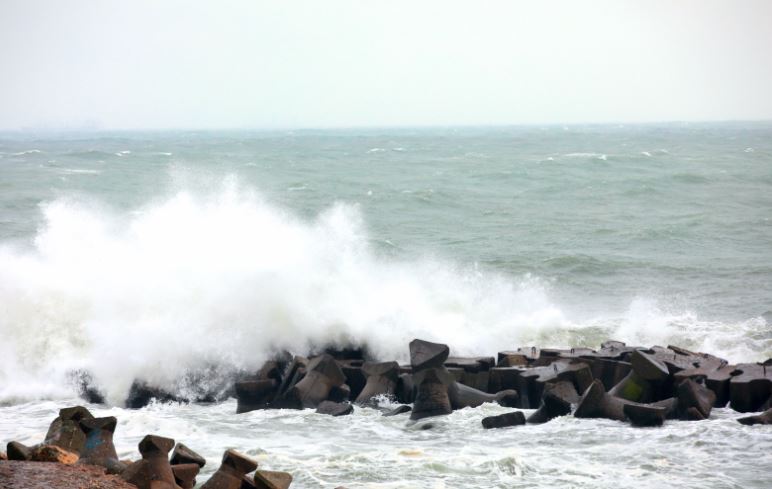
<box><xmin>3</xmin><ymin>338</ymin><xmax>770</xmax><ymax>488</ymax></box>
<box><xmin>69</xmin><ymin>338</ymin><xmax>772</xmax><ymax>425</ymax></box>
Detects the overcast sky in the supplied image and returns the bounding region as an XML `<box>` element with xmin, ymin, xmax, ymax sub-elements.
<box><xmin>1</xmin><ymin>0</ymin><xmax>771</xmax><ymax>130</ymax></box>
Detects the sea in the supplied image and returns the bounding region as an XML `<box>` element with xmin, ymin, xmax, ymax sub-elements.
<box><xmin>0</xmin><ymin>123</ymin><xmax>771</xmax><ymax>488</ymax></box>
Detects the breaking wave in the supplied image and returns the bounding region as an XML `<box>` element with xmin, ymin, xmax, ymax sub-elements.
<box><xmin>0</xmin><ymin>180</ymin><xmax>767</xmax><ymax>404</ymax></box>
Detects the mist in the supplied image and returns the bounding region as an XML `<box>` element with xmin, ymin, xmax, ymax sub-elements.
<box><xmin>1</xmin><ymin>0</ymin><xmax>771</xmax><ymax>130</ymax></box>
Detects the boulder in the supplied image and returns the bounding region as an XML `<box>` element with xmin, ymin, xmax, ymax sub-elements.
<box><xmin>77</xmin><ymin>416</ymin><xmax>124</xmax><ymax>474</ymax></box>
<box><xmin>338</xmin><ymin>360</ymin><xmax>367</xmax><ymax>401</ymax></box>
<box><xmin>201</xmin><ymin>450</ymin><xmax>258</xmax><ymax>489</ymax></box>
<box><xmin>383</xmin><ymin>405</ymin><xmax>412</xmax><ymax>417</ymax></box>
<box><xmin>448</xmin><ymin>381</ymin><xmax>517</xmax><ymax>409</ymax></box>
<box><xmin>574</xmin><ymin>380</ymin><xmax>627</xmax><ymax>422</ymax></box>
<box><xmin>172</xmin><ymin>463</ymin><xmax>201</xmax><ymax>489</ymax></box>
<box><xmin>623</xmin><ymin>404</ymin><xmax>667</xmax><ymax>427</ymax></box>
<box><xmin>444</xmin><ymin>356</ymin><xmax>495</xmax><ymax>392</ymax></box>
<box><xmin>496</xmin><ymin>351</ymin><xmax>529</xmax><ymax>367</ymax></box>
<box><xmin>737</xmin><ymin>408</ymin><xmax>772</xmax><ymax>426</ymax></box>
<box><xmin>30</xmin><ymin>444</ymin><xmax>79</xmax><ymax>464</ymax></box>
<box><xmin>282</xmin><ymin>354</ymin><xmax>347</xmax><ymax>408</ymax></box>
<box><xmin>121</xmin><ymin>434</ymin><xmax>178</xmax><ymax>489</ymax></box>
<box><xmin>315</xmin><ymin>401</ymin><xmax>354</xmax><ymax>416</ymax></box>
<box><xmin>410</xmin><ymin>368</ymin><xmax>452</xmax><ymax>420</ymax></box>
<box><xmin>355</xmin><ymin>361</ymin><xmax>400</xmax><ymax>404</ymax></box>
<box><xmin>126</xmin><ymin>381</ymin><xmax>181</xmax><ymax>409</ymax></box>
<box><xmin>502</xmin><ymin>360</ymin><xmax>593</xmax><ymax>409</ymax></box>
<box><xmin>6</xmin><ymin>441</ymin><xmax>33</xmax><ymax>461</ymax></box>
<box><xmin>171</xmin><ymin>442</ymin><xmax>206</xmax><ymax>467</ymax></box>
<box><xmin>396</xmin><ymin>373</ymin><xmax>415</xmax><ymax>404</ymax></box>
<box><xmin>481</xmin><ymin>411</ymin><xmax>526</xmax><ymax>429</ymax></box>
<box><xmin>674</xmin><ymin>364</ymin><xmax>735</xmax><ymax>407</ymax></box>
<box><xmin>269</xmin><ymin>357</ymin><xmax>309</xmax><ymax>410</ymax></box>
<box><xmin>43</xmin><ymin>405</ymin><xmax>93</xmax><ymax>454</ymax></box>
<box><xmin>676</xmin><ymin>378</ymin><xmax>715</xmax><ymax>420</ymax></box>
<box><xmin>68</xmin><ymin>370</ymin><xmax>107</xmax><ymax>404</ymax></box>
<box><xmin>728</xmin><ymin>363</ymin><xmax>772</xmax><ymax>412</ymax></box>
<box><xmin>527</xmin><ymin>384</ymin><xmax>572</xmax><ymax>424</ymax></box>
<box><xmin>254</xmin><ymin>470</ymin><xmax>293</xmax><ymax>489</ymax></box>
<box><xmin>409</xmin><ymin>339</ymin><xmax>449</xmax><ymax>371</ymax></box>
<box><xmin>578</xmin><ymin>357</ymin><xmax>631</xmax><ymax>391</ymax></box>
<box><xmin>235</xmin><ymin>379</ymin><xmax>278</xmax><ymax>413</ymax></box>
<box><xmin>608</xmin><ymin>350</ymin><xmax>669</xmax><ymax>403</ymax></box>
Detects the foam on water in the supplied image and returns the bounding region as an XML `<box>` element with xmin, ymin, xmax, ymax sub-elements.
<box><xmin>0</xmin><ymin>180</ymin><xmax>768</xmax><ymax>405</ymax></box>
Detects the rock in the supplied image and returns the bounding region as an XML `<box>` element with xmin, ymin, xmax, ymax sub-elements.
<box><xmin>493</xmin><ymin>389</ymin><xmax>520</xmax><ymax>407</ymax></box>
<box><xmin>0</xmin><ymin>460</ymin><xmax>137</xmax><ymax>489</ymax></box>
<box><xmin>235</xmin><ymin>379</ymin><xmax>278</xmax><ymax>414</ymax></box>
<box><xmin>315</xmin><ymin>401</ymin><xmax>354</xmax><ymax>416</ymax></box>
<box><xmin>448</xmin><ymin>381</ymin><xmax>515</xmax><ymax>409</ymax></box>
<box><xmin>674</xmin><ymin>364</ymin><xmax>735</xmax><ymax>407</ymax></box>
<box><xmin>327</xmin><ymin>384</ymin><xmax>351</xmax><ymax>403</ymax></box>
<box><xmin>623</xmin><ymin>404</ymin><xmax>667</xmax><ymax>427</ymax></box>
<box><xmin>410</xmin><ymin>368</ymin><xmax>453</xmax><ymax>420</ymax></box>
<box><xmin>125</xmin><ymin>381</ymin><xmax>181</xmax><ymax>409</ymax></box>
<box><xmin>630</xmin><ymin>350</ymin><xmax>669</xmax><ymax>380</ymax></box>
<box><xmin>355</xmin><ymin>361</ymin><xmax>400</xmax><ymax>404</ymax></box>
<box><xmin>676</xmin><ymin>378</ymin><xmax>715</xmax><ymax>420</ymax></box>
<box><xmin>0</xmin><ymin>451</ymin><xmax>6</xmax><ymax>461</ymax></box>
<box><xmin>269</xmin><ymin>356</ymin><xmax>309</xmax><ymax>409</ymax></box>
<box><xmin>120</xmin><ymin>434</ymin><xmax>178</xmax><ymax>489</ymax></box>
<box><xmin>574</xmin><ymin>380</ymin><xmax>627</xmax><ymax>422</ymax></box>
<box><xmin>608</xmin><ymin>350</ymin><xmax>669</xmax><ymax>403</ymax></box>
<box><xmin>201</xmin><ymin>449</ymin><xmax>259</xmax><ymax>489</ymax></box>
<box><xmin>651</xmin><ymin>397</ymin><xmax>680</xmax><ymax>419</ymax></box>
<box><xmin>283</xmin><ymin>354</ymin><xmax>347</xmax><ymax>408</ymax></box>
<box><xmin>409</xmin><ymin>339</ymin><xmax>449</xmax><ymax>371</ymax></box>
<box><xmin>254</xmin><ymin>470</ymin><xmax>293</xmax><ymax>489</ymax></box>
<box><xmin>496</xmin><ymin>351</ymin><xmax>529</xmax><ymax>367</ymax></box>
<box><xmin>171</xmin><ymin>443</ymin><xmax>206</xmax><ymax>467</ymax></box>
<box><xmin>78</xmin><ymin>416</ymin><xmax>124</xmax><ymax>474</ymax></box>
<box><xmin>601</xmin><ymin>340</ymin><xmax>627</xmax><ymax>350</ymax></box>
<box><xmin>737</xmin><ymin>408</ymin><xmax>772</xmax><ymax>425</ymax></box>
<box><xmin>481</xmin><ymin>411</ymin><xmax>526</xmax><ymax>429</ymax></box>
<box><xmin>44</xmin><ymin>406</ymin><xmax>93</xmax><ymax>454</ymax></box>
<box><xmin>338</xmin><ymin>360</ymin><xmax>367</xmax><ymax>401</ymax></box>
<box><xmin>444</xmin><ymin>356</ymin><xmax>495</xmax><ymax>392</ymax></box>
<box><xmin>383</xmin><ymin>405</ymin><xmax>412</xmax><ymax>416</ymax></box>
<box><xmin>7</xmin><ymin>441</ymin><xmax>34</xmax><ymax>461</ymax></box>
<box><xmin>507</xmin><ymin>360</ymin><xmax>593</xmax><ymax>409</ymax></box>
<box><xmin>30</xmin><ymin>445</ymin><xmax>79</xmax><ymax>464</ymax></box>
<box><xmin>68</xmin><ymin>370</ymin><xmax>107</xmax><ymax>404</ymax></box>
<box><xmin>395</xmin><ymin>373</ymin><xmax>415</xmax><ymax>404</ymax></box>
<box><xmin>728</xmin><ymin>363</ymin><xmax>772</xmax><ymax>412</ymax></box>
<box><xmin>527</xmin><ymin>385</ymin><xmax>572</xmax><ymax>424</ymax></box>
<box><xmin>578</xmin><ymin>358</ymin><xmax>631</xmax><ymax>391</ymax></box>
<box><xmin>172</xmin><ymin>463</ymin><xmax>201</xmax><ymax>489</ymax></box>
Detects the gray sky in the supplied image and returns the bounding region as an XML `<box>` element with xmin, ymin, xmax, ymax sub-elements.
<box><xmin>1</xmin><ymin>0</ymin><xmax>771</xmax><ymax>130</ymax></box>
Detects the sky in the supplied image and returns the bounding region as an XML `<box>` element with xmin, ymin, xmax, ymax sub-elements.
<box><xmin>1</xmin><ymin>0</ymin><xmax>771</xmax><ymax>130</ymax></box>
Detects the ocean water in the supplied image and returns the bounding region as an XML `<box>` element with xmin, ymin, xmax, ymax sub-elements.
<box><xmin>1</xmin><ymin>123</ymin><xmax>771</xmax><ymax>488</ymax></box>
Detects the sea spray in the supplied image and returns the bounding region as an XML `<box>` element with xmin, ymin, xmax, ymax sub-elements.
<box><xmin>0</xmin><ymin>182</ymin><xmax>768</xmax><ymax>404</ymax></box>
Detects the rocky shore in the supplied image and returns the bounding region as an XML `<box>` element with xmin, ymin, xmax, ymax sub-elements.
<box><xmin>2</xmin><ymin>338</ymin><xmax>770</xmax><ymax>488</ymax></box>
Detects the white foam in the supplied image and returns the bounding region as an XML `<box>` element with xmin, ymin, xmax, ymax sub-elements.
<box><xmin>0</xmin><ymin>181</ymin><xmax>766</xmax><ymax>404</ymax></box>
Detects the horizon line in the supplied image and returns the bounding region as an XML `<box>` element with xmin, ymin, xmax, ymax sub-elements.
<box><xmin>2</xmin><ymin>118</ymin><xmax>772</xmax><ymax>134</ymax></box>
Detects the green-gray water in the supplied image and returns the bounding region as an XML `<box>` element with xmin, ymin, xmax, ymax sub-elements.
<box><xmin>1</xmin><ymin>123</ymin><xmax>771</xmax><ymax>488</ymax></box>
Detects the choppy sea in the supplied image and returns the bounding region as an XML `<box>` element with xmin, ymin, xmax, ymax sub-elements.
<box><xmin>1</xmin><ymin>123</ymin><xmax>771</xmax><ymax>488</ymax></box>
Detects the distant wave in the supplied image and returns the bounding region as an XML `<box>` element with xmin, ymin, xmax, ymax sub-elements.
<box><xmin>60</xmin><ymin>168</ymin><xmax>102</xmax><ymax>175</ymax></box>
<box><xmin>12</xmin><ymin>149</ymin><xmax>43</xmax><ymax>156</ymax></box>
